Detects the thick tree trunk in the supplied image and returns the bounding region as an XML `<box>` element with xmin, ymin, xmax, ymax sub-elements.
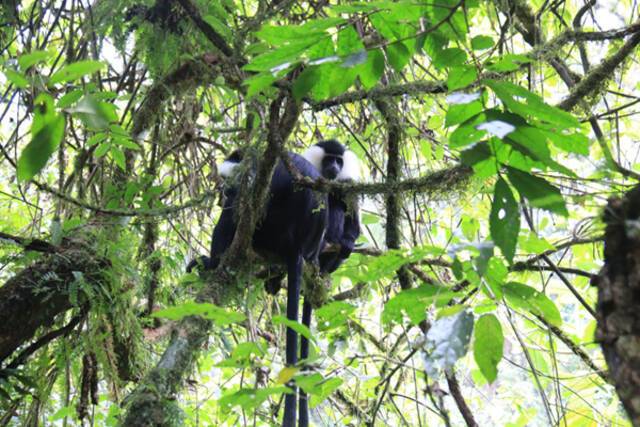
<box><xmin>595</xmin><ymin>186</ymin><xmax>640</xmax><ymax>426</ymax></box>
<box><xmin>0</xmin><ymin>237</ymin><xmax>105</xmax><ymax>363</ymax></box>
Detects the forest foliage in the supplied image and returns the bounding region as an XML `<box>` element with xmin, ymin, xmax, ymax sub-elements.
<box><xmin>1</xmin><ymin>0</ymin><xmax>640</xmax><ymax>425</ymax></box>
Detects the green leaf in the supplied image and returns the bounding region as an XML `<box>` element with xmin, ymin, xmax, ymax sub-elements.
<box><xmin>151</xmin><ymin>301</ymin><xmax>246</xmax><ymax>325</ymax></box>
<box><xmin>112</xmin><ymin>137</ymin><xmax>140</xmax><ymax>150</ymax></box>
<box><xmin>295</xmin><ymin>374</ymin><xmax>343</xmax><ymax>408</ymax></box>
<box><xmin>216</xmin><ymin>342</ymin><xmax>266</xmax><ymax>368</ymax></box>
<box><xmin>272</xmin><ymin>315</ymin><xmax>313</xmax><ymax>340</ymax></box>
<box><xmin>111</xmin><ymin>146</ymin><xmax>126</xmax><ymax>170</ymax></box>
<box><xmin>490</xmin><ymin>178</ymin><xmax>520</xmax><ymax>263</ymax></box>
<box><xmin>244</xmin><ymin>73</ymin><xmax>278</xmax><ymax>98</ymax></box>
<box><xmin>449</xmin><ymin>113</ymin><xmax>487</xmax><ymax>147</ymax></box>
<box><xmin>386</xmin><ymin>41</ymin><xmax>411</xmax><ymax>72</ymax></box>
<box><xmin>3</xmin><ymin>69</ymin><xmax>28</xmax><ymax>88</ymax></box>
<box><xmin>358</xmin><ymin>48</ymin><xmax>384</xmax><ymax>89</ymax></box>
<box><xmin>447</xmin><ymin>65</ymin><xmax>477</xmax><ymax>91</ymax></box>
<box><xmin>506</xmin><ymin>167</ymin><xmax>568</xmax><ymax>216</ymax></box>
<box><xmin>292</xmin><ymin>66</ymin><xmax>320</xmax><ymax>101</ymax></box>
<box><xmin>256</xmin><ymin>18</ymin><xmax>345</xmax><ymax>44</ymax></box>
<box><xmin>315</xmin><ymin>301</ymin><xmax>356</xmax><ymax>332</ymax></box>
<box><xmin>473</xmin><ymin>314</ymin><xmax>503</xmax><ymax>383</ymax></box>
<box><xmin>383</xmin><ymin>284</ymin><xmax>459</xmax><ymax>325</ymax></box>
<box><xmin>503</xmin><ymin>282</ymin><xmax>562</xmax><ymax>326</ymax></box>
<box><xmin>485</xmin><ymin>54</ymin><xmax>531</xmax><ymax>72</ymax></box>
<box><xmin>57</xmin><ymin>89</ymin><xmax>83</xmax><ymax>108</ymax></box>
<box><xmin>337</xmin><ymin>26</ymin><xmax>363</xmax><ymax>56</ymax></box>
<box><xmin>94</xmin><ymin>142</ymin><xmax>110</xmax><ymax>158</ymax></box>
<box><xmin>485</xmin><ymin>80</ymin><xmax>578</xmax><ymax>129</ymax></box>
<box><xmin>244</xmin><ymin>38</ymin><xmax>321</xmax><ymax>72</ymax></box>
<box><xmin>17</xmin><ymin>95</ymin><xmax>65</xmax><ymax>182</ymax></box>
<box><xmin>459</xmin><ymin>141</ymin><xmax>491</xmax><ymax>166</ymax></box>
<box><xmin>541</xmin><ymin>129</ymin><xmax>590</xmax><ymax>155</ymax></box>
<box><xmin>218</xmin><ymin>386</ymin><xmax>291</xmax><ymax>411</ymax></box>
<box><xmin>424</xmin><ymin>310</ymin><xmax>474</xmax><ymax>375</ymax></box>
<box><xmin>471</xmin><ymin>35</ymin><xmax>494</xmax><ymax>50</ymax></box>
<box><xmin>432</xmin><ymin>47</ymin><xmax>467</xmax><ymax>70</ymax></box>
<box><xmin>66</xmin><ymin>95</ymin><xmax>117</xmax><ymax>129</ymax></box>
<box><xmin>17</xmin><ymin>50</ymin><xmax>51</xmax><ymax>70</ymax></box>
<box><xmin>49</xmin><ymin>60</ymin><xmax>105</xmax><ymax>85</ymax></box>
<box><xmin>446</xmin><ymin>100</ymin><xmax>483</xmax><ymax>127</ymax></box>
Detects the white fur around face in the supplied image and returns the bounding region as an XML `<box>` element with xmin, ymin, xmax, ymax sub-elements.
<box><xmin>337</xmin><ymin>150</ymin><xmax>360</xmax><ymax>181</ymax></box>
<box><xmin>302</xmin><ymin>145</ymin><xmax>324</xmax><ymax>173</ymax></box>
<box><xmin>302</xmin><ymin>146</ymin><xmax>361</xmax><ymax>181</ymax></box>
<box><xmin>218</xmin><ymin>160</ymin><xmax>239</xmax><ymax>178</ymax></box>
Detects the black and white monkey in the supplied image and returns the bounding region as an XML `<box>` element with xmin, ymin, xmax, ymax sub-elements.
<box><xmin>188</xmin><ymin>140</ymin><xmax>360</xmax><ymax>427</ymax></box>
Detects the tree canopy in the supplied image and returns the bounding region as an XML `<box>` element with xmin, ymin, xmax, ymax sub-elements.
<box><xmin>1</xmin><ymin>0</ymin><xmax>640</xmax><ymax>426</ymax></box>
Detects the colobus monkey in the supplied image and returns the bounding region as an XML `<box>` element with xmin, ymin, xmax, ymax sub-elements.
<box><xmin>188</xmin><ymin>140</ymin><xmax>360</xmax><ymax>427</ymax></box>
<box><xmin>298</xmin><ymin>140</ymin><xmax>361</xmax><ymax>427</ymax></box>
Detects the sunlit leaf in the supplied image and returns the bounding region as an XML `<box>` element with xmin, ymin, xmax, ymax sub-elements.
<box><xmin>473</xmin><ymin>314</ymin><xmax>503</xmax><ymax>383</ymax></box>
<box><xmin>503</xmin><ymin>282</ymin><xmax>562</xmax><ymax>326</ymax></box>
<box><xmin>17</xmin><ymin>94</ymin><xmax>65</xmax><ymax>182</ymax></box>
<box><xmin>490</xmin><ymin>178</ymin><xmax>520</xmax><ymax>263</ymax></box>
<box><xmin>151</xmin><ymin>301</ymin><xmax>246</xmax><ymax>325</ymax></box>
<box><xmin>49</xmin><ymin>60</ymin><xmax>105</xmax><ymax>85</ymax></box>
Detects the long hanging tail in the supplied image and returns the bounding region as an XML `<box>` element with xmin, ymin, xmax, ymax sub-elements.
<box><xmin>283</xmin><ymin>254</ymin><xmax>302</xmax><ymax>427</ymax></box>
<box><xmin>298</xmin><ymin>300</ymin><xmax>312</xmax><ymax>427</ymax></box>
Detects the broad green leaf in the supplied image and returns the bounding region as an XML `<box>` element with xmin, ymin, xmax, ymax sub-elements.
<box><xmin>295</xmin><ymin>374</ymin><xmax>343</xmax><ymax>408</ymax></box>
<box><xmin>57</xmin><ymin>89</ymin><xmax>83</xmax><ymax>108</ymax></box>
<box><xmin>471</xmin><ymin>35</ymin><xmax>494</xmax><ymax>50</ymax></box>
<box><xmin>541</xmin><ymin>129</ymin><xmax>590</xmax><ymax>155</ymax></box>
<box><xmin>17</xmin><ymin>95</ymin><xmax>65</xmax><ymax>182</ymax></box>
<box><xmin>66</xmin><ymin>95</ymin><xmax>117</xmax><ymax>129</ymax></box>
<box><xmin>473</xmin><ymin>314</ymin><xmax>503</xmax><ymax>383</ymax></box>
<box><xmin>244</xmin><ymin>73</ymin><xmax>278</xmax><ymax>98</ymax></box>
<box><xmin>111</xmin><ymin>146</ymin><xmax>126</xmax><ymax>170</ymax></box>
<box><xmin>17</xmin><ymin>50</ymin><xmax>51</xmax><ymax>70</ymax></box>
<box><xmin>272</xmin><ymin>315</ymin><xmax>313</xmax><ymax>340</ymax></box>
<box><xmin>386</xmin><ymin>41</ymin><xmax>411</xmax><ymax>72</ymax></box>
<box><xmin>483</xmin><ymin>257</ymin><xmax>508</xmax><ymax>299</ymax></box>
<box><xmin>490</xmin><ymin>178</ymin><xmax>520</xmax><ymax>263</ymax></box>
<box><xmin>256</xmin><ymin>18</ymin><xmax>345</xmax><ymax>44</ymax></box>
<box><xmin>446</xmin><ymin>100</ymin><xmax>483</xmax><ymax>127</ymax></box>
<box><xmin>337</xmin><ymin>26</ymin><xmax>363</xmax><ymax>56</ymax></box>
<box><xmin>432</xmin><ymin>47</ymin><xmax>466</xmax><ymax>70</ymax></box>
<box><xmin>340</xmin><ymin>246</ymin><xmax>442</xmax><ymax>283</ymax></box>
<box><xmin>244</xmin><ymin>37</ymin><xmax>322</xmax><ymax>72</ymax></box>
<box><xmin>383</xmin><ymin>284</ymin><xmax>458</xmax><ymax>325</ymax></box>
<box><xmin>358</xmin><ymin>48</ymin><xmax>384</xmax><ymax>89</ymax></box>
<box><xmin>151</xmin><ymin>301</ymin><xmax>246</xmax><ymax>325</ymax></box>
<box><xmin>449</xmin><ymin>113</ymin><xmax>487</xmax><ymax>147</ymax></box>
<box><xmin>459</xmin><ymin>141</ymin><xmax>492</xmax><ymax>166</ymax></box>
<box><xmin>423</xmin><ymin>310</ymin><xmax>474</xmax><ymax>376</ymax></box>
<box><xmin>218</xmin><ymin>386</ymin><xmax>291</xmax><ymax>411</ymax></box>
<box><xmin>486</xmin><ymin>54</ymin><xmax>531</xmax><ymax>72</ymax></box>
<box><xmin>94</xmin><ymin>142</ymin><xmax>110</xmax><ymax>157</ymax></box>
<box><xmin>506</xmin><ymin>126</ymin><xmax>576</xmax><ymax>177</ymax></box>
<box><xmin>518</xmin><ymin>231</ymin><xmax>555</xmax><ymax>254</ymax></box>
<box><xmin>485</xmin><ymin>80</ymin><xmax>578</xmax><ymax>129</ymax></box>
<box><xmin>112</xmin><ymin>137</ymin><xmax>140</xmax><ymax>150</ymax></box>
<box><xmin>503</xmin><ymin>282</ymin><xmax>562</xmax><ymax>326</ymax></box>
<box><xmin>3</xmin><ymin>69</ymin><xmax>28</xmax><ymax>88</ymax></box>
<box><xmin>292</xmin><ymin>66</ymin><xmax>320</xmax><ymax>101</ymax></box>
<box><xmin>49</xmin><ymin>60</ymin><xmax>105</xmax><ymax>85</ymax></box>
<box><xmin>447</xmin><ymin>65</ymin><xmax>477</xmax><ymax>91</ymax></box>
<box><xmin>506</xmin><ymin>167</ymin><xmax>568</xmax><ymax>216</ymax></box>
<box><xmin>315</xmin><ymin>301</ymin><xmax>356</xmax><ymax>331</ymax></box>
